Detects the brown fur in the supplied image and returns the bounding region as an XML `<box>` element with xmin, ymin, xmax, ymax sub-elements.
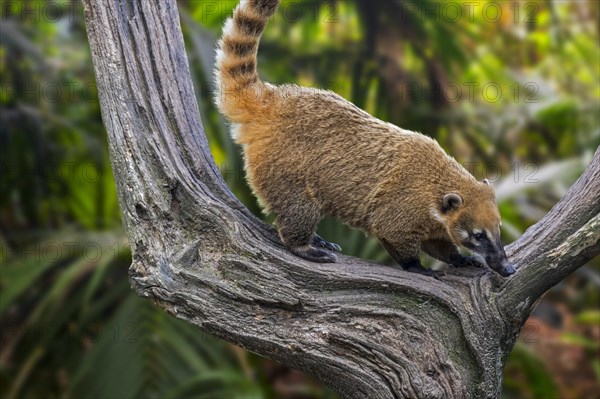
<box><xmin>216</xmin><ymin>0</ymin><xmax>512</xmax><ymax>275</ymax></box>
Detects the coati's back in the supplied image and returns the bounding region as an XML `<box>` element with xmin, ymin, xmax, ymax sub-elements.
<box><xmin>214</xmin><ymin>0</ymin><xmax>472</xmax><ymax>218</ymax></box>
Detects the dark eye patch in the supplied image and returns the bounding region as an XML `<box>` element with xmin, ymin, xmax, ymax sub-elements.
<box><xmin>474</xmin><ymin>232</ymin><xmax>486</xmax><ymax>241</ymax></box>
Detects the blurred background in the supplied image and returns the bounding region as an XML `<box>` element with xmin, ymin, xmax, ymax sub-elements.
<box><xmin>1</xmin><ymin>0</ymin><xmax>599</xmax><ymax>398</ymax></box>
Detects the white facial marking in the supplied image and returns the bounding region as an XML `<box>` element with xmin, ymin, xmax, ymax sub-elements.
<box><xmin>429</xmin><ymin>207</ymin><xmax>446</xmax><ymax>225</ymax></box>
<box><xmin>457</xmin><ymin>229</ymin><xmax>469</xmax><ymax>241</ymax></box>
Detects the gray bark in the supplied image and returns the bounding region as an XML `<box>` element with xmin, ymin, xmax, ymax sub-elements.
<box><xmin>81</xmin><ymin>1</ymin><xmax>600</xmax><ymax>398</ymax></box>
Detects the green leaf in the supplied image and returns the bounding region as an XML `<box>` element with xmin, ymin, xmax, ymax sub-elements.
<box><xmin>575</xmin><ymin>310</ymin><xmax>600</xmax><ymax>326</ymax></box>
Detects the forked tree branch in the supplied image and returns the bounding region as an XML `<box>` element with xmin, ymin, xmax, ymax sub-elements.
<box><xmin>499</xmin><ymin>148</ymin><xmax>600</xmax><ymax>321</ymax></box>
<box><xmin>81</xmin><ymin>1</ymin><xmax>600</xmax><ymax>398</ymax></box>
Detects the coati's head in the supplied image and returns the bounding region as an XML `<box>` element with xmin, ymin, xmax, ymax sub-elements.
<box><xmin>440</xmin><ymin>180</ymin><xmax>516</xmax><ymax>277</ymax></box>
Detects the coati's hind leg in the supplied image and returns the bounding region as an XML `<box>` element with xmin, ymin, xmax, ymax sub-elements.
<box><xmin>380</xmin><ymin>237</ymin><xmax>445</xmax><ymax>279</ymax></box>
<box><xmin>421</xmin><ymin>239</ymin><xmax>484</xmax><ymax>269</ymax></box>
<box><xmin>276</xmin><ymin>203</ymin><xmax>337</xmax><ymax>263</ymax></box>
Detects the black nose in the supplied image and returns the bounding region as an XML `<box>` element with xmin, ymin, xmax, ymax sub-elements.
<box><xmin>500</xmin><ymin>263</ymin><xmax>516</xmax><ymax>277</ymax></box>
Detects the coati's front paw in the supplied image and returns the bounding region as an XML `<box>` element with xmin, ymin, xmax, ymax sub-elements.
<box><xmin>450</xmin><ymin>254</ymin><xmax>485</xmax><ymax>269</ymax></box>
<box><xmin>290</xmin><ymin>245</ymin><xmax>337</xmax><ymax>263</ymax></box>
<box><xmin>312</xmin><ymin>234</ymin><xmax>342</xmax><ymax>252</ymax></box>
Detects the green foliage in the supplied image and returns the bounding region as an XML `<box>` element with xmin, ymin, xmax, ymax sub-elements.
<box><xmin>502</xmin><ymin>343</ymin><xmax>559</xmax><ymax>399</ymax></box>
<box><xmin>68</xmin><ymin>295</ymin><xmax>263</xmax><ymax>399</ymax></box>
<box><xmin>576</xmin><ymin>311</ymin><xmax>600</xmax><ymax>326</ymax></box>
<box><xmin>1</xmin><ymin>231</ymin><xmax>264</xmax><ymax>399</ymax></box>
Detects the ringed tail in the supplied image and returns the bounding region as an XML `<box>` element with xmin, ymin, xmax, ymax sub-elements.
<box><xmin>215</xmin><ymin>0</ymin><xmax>280</xmax><ymax>124</ymax></box>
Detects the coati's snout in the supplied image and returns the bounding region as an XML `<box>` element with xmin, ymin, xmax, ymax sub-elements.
<box><xmin>493</xmin><ymin>258</ymin><xmax>516</xmax><ymax>277</ymax></box>
<box><xmin>457</xmin><ymin>223</ymin><xmax>516</xmax><ymax>277</ymax></box>
<box><xmin>481</xmin><ymin>239</ymin><xmax>516</xmax><ymax>277</ymax></box>
<box><xmin>442</xmin><ymin>186</ymin><xmax>516</xmax><ymax>277</ymax></box>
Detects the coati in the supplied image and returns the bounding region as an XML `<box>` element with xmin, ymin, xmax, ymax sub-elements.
<box><xmin>215</xmin><ymin>0</ymin><xmax>516</xmax><ymax>278</ymax></box>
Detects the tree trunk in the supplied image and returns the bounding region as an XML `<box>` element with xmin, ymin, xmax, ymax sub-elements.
<box><xmin>81</xmin><ymin>1</ymin><xmax>600</xmax><ymax>398</ymax></box>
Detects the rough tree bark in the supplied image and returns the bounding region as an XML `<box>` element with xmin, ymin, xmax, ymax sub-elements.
<box><xmin>81</xmin><ymin>1</ymin><xmax>600</xmax><ymax>398</ymax></box>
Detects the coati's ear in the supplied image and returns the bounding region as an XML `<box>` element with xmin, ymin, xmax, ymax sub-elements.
<box><xmin>442</xmin><ymin>193</ymin><xmax>463</xmax><ymax>213</ymax></box>
<box><xmin>482</xmin><ymin>178</ymin><xmax>496</xmax><ymax>193</ymax></box>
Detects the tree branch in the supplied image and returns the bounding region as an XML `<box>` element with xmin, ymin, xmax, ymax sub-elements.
<box><xmin>499</xmin><ymin>147</ymin><xmax>600</xmax><ymax>322</ymax></box>
<box><xmin>81</xmin><ymin>0</ymin><xmax>600</xmax><ymax>398</ymax></box>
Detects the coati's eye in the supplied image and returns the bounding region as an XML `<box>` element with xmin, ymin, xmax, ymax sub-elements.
<box><xmin>474</xmin><ymin>232</ymin><xmax>486</xmax><ymax>241</ymax></box>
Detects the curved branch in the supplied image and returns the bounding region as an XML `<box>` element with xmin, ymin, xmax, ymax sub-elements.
<box><xmin>499</xmin><ymin>147</ymin><xmax>600</xmax><ymax>322</ymax></box>
<box><xmin>81</xmin><ymin>0</ymin><xmax>599</xmax><ymax>398</ymax></box>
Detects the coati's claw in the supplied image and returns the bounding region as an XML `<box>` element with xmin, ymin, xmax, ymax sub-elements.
<box><xmin>313</xmin><ymin>234</ymin><xmax>342</xmax><ymax>252</ymax></box>
<box><xmin>450</xmin><ymin>255</ymin><xmax>485</xmax><ymax>269</ymax></box>
<box><xmin>329</xmin><ymin>242</ymin><xmax>342</xmax><ymax>252</ymax></box>
<box><xmin>466</xmin><ymin>257</ymin><xmax>485</xmax><ymax>269</ymax></box>
<box><xmin>432</xmin><ymin>271</ymin><xmax>446</xmax><ymax>280</ymax></box>
<box><xmin>291</xmin><ymin>245</ymin><xmax>337</xmax><ymax>263</ymax></box>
